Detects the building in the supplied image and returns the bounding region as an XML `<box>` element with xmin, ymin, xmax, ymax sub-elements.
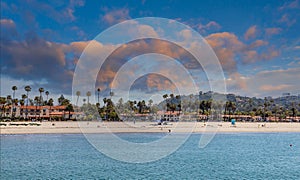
<box><xmin>0</xmin><ymin>105</ymin><xmax>82</xmax><ymax>120</ymax></box>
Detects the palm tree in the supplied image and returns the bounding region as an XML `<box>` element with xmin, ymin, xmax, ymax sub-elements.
<box><xmin>97</xmin><ymin>88</ymin><xmax>101</xmax><ymax>105</ymax></box>
<box><xmin>76</xmin><ymin>91</ymin><xmax>81</xmax><ymax>107</ymax></box>
<box><xmin>176</xmin><ymin>95</ymin><xmax>181</xmax><ymax>114</ymax></box>
<box><xmin>19</xmin><ymin>99</ymin><xmax>25</xmax><ymax>106</ymax></box>
<box><xmin>86</xmin><ymin>91</ymin><xmax>91</xmax><ymax>104</ymax></box>
<box><xmin>12</xmin><ymin>86</ymin><xmax>17</xmax><ymax>99</ymax></box>
<box><xmin>11</xmin><ymin>86</ymin><xmax>17</xmax><ymax>119</ymax></box>
<box><xmin>34</xmin><ymin>96</ymin><xmax>40</xmax><ymax>120</ymax></box>
<box><xmin>20</xmin><ymin>94</ymin><xmax>27</xmax><ymax>114</ymax></box>
<box><xmin>110</xmin><ymin>90</ymin><xmax>114</xmax><ymax>100</ymax></box>
<box><xmin>39</xmin><ymin>87</ymin><xmax>44</xmax><ymax>106</ymax></box>
<box><xmin>24</xmin><ymin>85</ymin><xmax>31</xmax><ymax>120</ymax></box>
<box><xmin>148</xmin><ymin>99</ymin><xmax>153</xmax><ymax>114</ymax></box>
<box><xmin>187</xmin><ymin>94</ymin><xmax>193</xmax><ymax>112</ymax></box>
<box><xmin>65</xmin><ymin>104</ymin><xmax>74</xmax><ymax>120</ymax></box>
<box><xmin>162</xmin><ymin>94</ymin><xmax>168</xmax><ymax>115</ymax></box>
<box><xmin>48</xmin><ymin>98</ymin><xmax>54</xmax><ymax>121</ymax></box>
<box><xmin>45</xmin><ymin>91</ymin><xmax>49</xmax><ymax>102</ymax></box>
<box><xmin>263</xmin><ymin>97</ymin><xmax>269</xmax><ymax>121</ymax></box>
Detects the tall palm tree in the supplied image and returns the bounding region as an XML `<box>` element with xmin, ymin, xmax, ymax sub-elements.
<box><xmin>97</xmin><ymin>88</ymin><xmax>101</xmax><ymax>105</ymax></box>
<box><xmin>45</xmin><ymin>91</ymin><xmax>49</xmax><ymax>102</ymax></box>
<box><xmin>20</xmin><ymin>94</ymin><xmax>27</xmax><ymax>115</ymax></box>
<box><xmin>11</xmin><ymin>86</ymin><xmax>17</xmax><ymax>119</ymax></box>
<box><xmin>76</xmin><ymin>91</ymin><xmax>81</xmax><ymax>107</ymax></box>
<box><xmin>39</xmin><ymin>87</ymin><xmax>44</xmax><ymax>106</ymax></box>
<box><xmin>21</xmin><ymin>94</ymin><xmax>27</xmax><ymax>101</ymax></box>
<box><xmin>24</xmin><ymin>85</ymin><xmax>31</xmax><ymax>120</ymax></box>
<box><xmin>12</xmin><ymin>86</ymin><xmax>17</xmax><ymax>101</ymax></box>
<box><xmin>48</xmin><ymin>98</ymin><xmax>54</xmax><ymax>121</ymax></box>
<box><xmin>162</xmin><ymin>94</ymin><xmax>168</xmax><ymax>115</ymax></box>
<box><xmin>34</xmin><ymin>96</ymin><xmax>40</xmax><ymax>120</ymax></box>
<box><xmin>86</xmin><ymin>91</ymin><xmax>91</xmax><ymax>104</ymax></box>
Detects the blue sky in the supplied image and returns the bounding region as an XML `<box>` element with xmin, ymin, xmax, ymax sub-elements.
<box><xmin>1</xmin><ymin>0</ymin><xmax>300</xmax><ymax>104</ymax></box>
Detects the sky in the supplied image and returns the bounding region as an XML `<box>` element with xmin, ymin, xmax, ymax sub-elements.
<box><xmin>1</xmin><ymin>0</ymin><xmax>300</xmax><ymax>104</ymax></box>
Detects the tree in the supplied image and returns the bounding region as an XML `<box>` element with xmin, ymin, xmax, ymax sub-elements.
<box><xmin>162</xmin><ymin>94</ymin><xmax>168</xmax><ymax>114</ymax></box>
<box><xmin>12</xmin><ymin>86</ymin><xmax>17</xmax><ymax>100</ymax></box>
<box><xmin>45</xmin><ymin>91</ymin><xmax>49</xmax><ymax>102</ymax></box>
<box><xmin>39</xmin><ymin>87</ymin><xmax>44</xmax><ymax>106</ymax></box>
<box><xmin>11</xmin><ymin>86</ymin><xmax>18</xmax><ymax>118</ymax></box>
<box><xmin>24</xmin><ymin>85</ymin><xmax>31</xmax><ymax>120</ymax></box>
<box><xmin>176</xmin><ymin>95</ymin><xmax>181</xmax><ymax>114</ymax></box>
<box><xmin>148</xmin><ymin>99</ymin><xmax>153</xmax><ymax>113</ymax></box>
<box><xmin>48</xmin><ymin>98</ymin><xmax>54</xmax><ymax>121</ymax></box>
<box><xmin>34</xmin><ymin>96</ymin><xmax>41</xmax><ymax>120</ymax></box>
<box><xmin>200</xmin><ymin>100</ymin><xmax>206</xmax><ymax>114</ymax></box>
<box><xmin>263</xmin><ymin>97</ymin><xmax>269</xmax><ymax>121</ymax></box>
<box><xmin>20</xmin><ymin>94</ymin><xmax>27</xmax><ymax>106</ymax></box>
<box><xmin>65</xmin><ymin>104</ymin><xmax>74</xmax><ymax>120</ymax></box>
<box><xmin>110</xmin><ymin>90</ymin><xmax>114</xmax><ymax>100</ymax></box>
<box><xmin>76</xmin><ymin>91</ymin><xmax>81</xmax><ymax>106</ymax></box>
<box><xmin>97</xmin><ymin>88</ymin><xmax>101</xmax><ymax>104</ymax></box>
<box><xmin>58</xmin><ymin>95</ymin><xmax>70</xmax><ymax>106</ymax></box>
<box><xmin>86</xmin><ymin>91</ymin><xmax>91</xmax><ymax>104</ymax></box>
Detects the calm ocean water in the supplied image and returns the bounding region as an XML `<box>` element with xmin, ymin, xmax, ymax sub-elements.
<box><xmin>1</xmin><ymin>133</ymin><xmax>299</xmax><ymax>179</ymax></box>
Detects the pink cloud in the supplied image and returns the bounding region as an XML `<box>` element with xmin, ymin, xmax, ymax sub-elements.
<box><xmin>101</xmin><ymin>8</ymin><xmax>131</xmax><ymax>25</ymax></box>
<box><xmin>265</xmin><ymin>28</ymin><xmax>282</xmax><ymax>37</ymax></box>
<box><xmin>278</xmin><ymin>14</ymin><xmax>297</xmax><ymax>27</ymax></box>
<box><xmin>279</xmin><ymin>0</ymin><xmax>300</xmax><ymax>10</ymax></box>
<box><xmin>249</xmin><ymin>40</ymin><xmax>268</xmax><ymax>48</ymax></box>
<box><xmin>197</xmin><ymin>21</ymin><xmax>221</xmax><ymax>34</ymax></box>
<box><xmin>244</xmin><ymin>25</ymin><xmax>258</xmax><ymax>40</ymax></box>
<box><xmin>0</xmin><ymin>19</ymin><xmax>16</xmax><ymax>28</ymax></box>
<box><xmin>0</xmin><ymin>18</ymin><xmax>18</xmax><ymax>36</ymax></box>
<box><xmin>206</xmin><ymin>32</ymin><xmax>243</xmax><ymax>73</ymax></box>
<box><xmin>259</xmin><ymin>84</ymin><xmax>293</xmax><ymax>91</ymax></box>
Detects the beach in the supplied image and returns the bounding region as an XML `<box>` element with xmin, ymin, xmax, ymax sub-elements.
<box><xmin>1</xmin><ymin>121</ymin><xmax>300</xmax><ymax>134</ymax></box>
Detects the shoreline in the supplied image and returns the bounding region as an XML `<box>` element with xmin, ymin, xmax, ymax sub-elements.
<box><xmin>1</xmin><ymin>121</ymin><xmax>300</xmax><ymax>134</ymax></box>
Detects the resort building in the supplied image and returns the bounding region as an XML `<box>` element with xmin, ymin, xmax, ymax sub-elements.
<box><xmin>0</xmin><ymin>105</ymin><xmax>82</xmax><ymax>120</ymax></box>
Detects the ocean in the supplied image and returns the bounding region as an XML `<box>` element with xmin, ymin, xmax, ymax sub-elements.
<box><xmin>1</xmin><ymin>133</ymin><xmax>299</xmax><ymax>179</ymax></box>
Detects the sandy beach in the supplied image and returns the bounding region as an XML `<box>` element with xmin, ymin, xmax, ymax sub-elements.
<box><xmin>1</xmin><ymin>121</ymin><xmax>300</xmax><ymax>134</ymax></box>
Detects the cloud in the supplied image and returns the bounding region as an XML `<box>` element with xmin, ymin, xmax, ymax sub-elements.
<box><xmin>205</xmin><ymin>32</ymin><xmax>243</xmax><ymax>74</ymax></box>
<box><xmin>197</xmin><ymin>21</ymin><xmax>221</xmax><ymax>34</ymax></box>
<box><xmin>278</xmin><ymin>14</ymin><xmax>297</xmax><ymax>27</ymax></box>
<box><xmin>249</xmin><ymin>40</ymin><xmax>268</xmax><ymax>48</ymax></box>
<box><xmin>101</xmin><ymin>8</ymin><xmax>131</xmax><ymax>25</ymax></box>
<box><xmin>145</xmin><ymin>74</ymin><xmax>176</xmax><ymax>91</ymax></box>
<box><xmin>244</xmin><ymin>25</ymin><xmax>258</xmax><ymax>40</ymax></box>
<box><xmin>0</xmin><ymin>18</ymin><xmax>17</xmax><ymax>37</ymax></box>
<box><xmin>259</xmin><ymin>84</ymin><xmax>294</xmax><ymax>91</ymax></box>
<box><xmin>93</xmin><ymin>38</ymin><xmax>201</xmax><ymax>91</ymax></box>
<box><xmin>279</xmin><ymin>0</ymin><xmax>300</xmax><ymax>10</ymax></box>
<box><xmin>17</xmin><ymin>0</ymin><xmax>85</xmax><ymax>24</ymax></box>
<box><xmin>265</xmin><ymin>28</ymin><xmax>282</xmax><ymax>37</ymax></box>
<box><xmin>259</xmin><ymin>48</ymin><xmax>280</xmax><ymax>60</ymax></box>
<box><xmin>246</xmin><ymin>67</ymin><xmax>300</xmax><ymax>97</ymax></box>
<box><xmin>1</xmin><ymin>34</ymin><xmax>74</xmax><ymax>94</ymax></box>
<box><xmin>224</xmin><ymin>67</ymin><xmax>300</xmax><ymax>97</ymax></box>
<box><xmin>0</xmin><ymin>19</ymin><xmax>16</xmax><ymax>28</ymax></box>
<box><xmin>226</xmin><ymin>72</ymin><xmax>248</xmax><ymax>91</ymax></box>
<box><xmin>205</xmin><ymin>31</ymin><xmax>279</xmax><ymax>72</ymax></box>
